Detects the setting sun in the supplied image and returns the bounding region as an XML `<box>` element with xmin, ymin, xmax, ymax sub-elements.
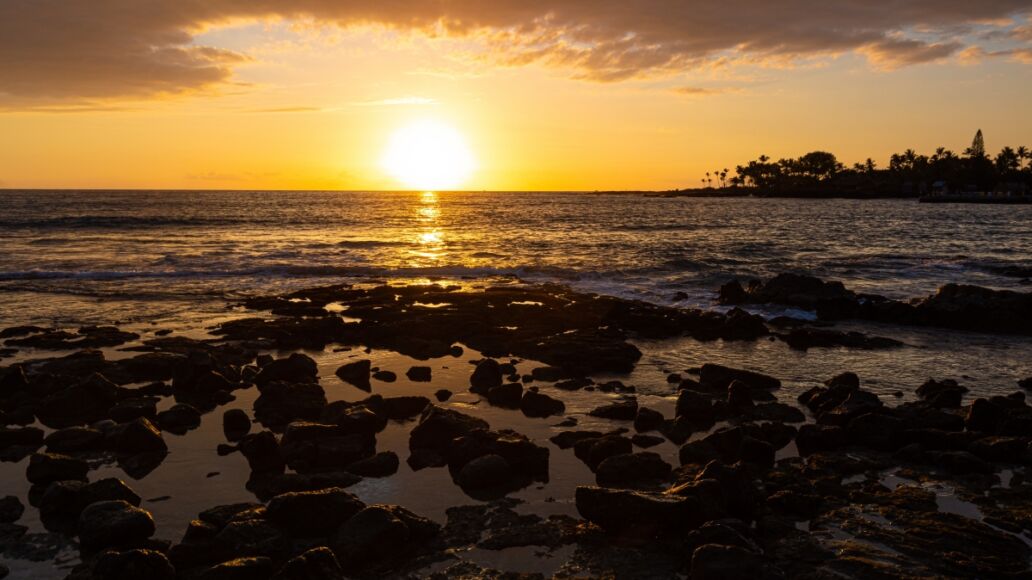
<box><xmin>381</xmin><ymin>120</ymin><xmax>475</xmax><ymax>191</ymax></box>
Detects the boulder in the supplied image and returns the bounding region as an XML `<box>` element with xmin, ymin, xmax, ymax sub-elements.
<box><xmin>155</xmin><ymin>403</ymin><xmax>202</xmax><ymax>433</ymax></box>
<box><xmin>254</xmin><ymin>382</ymin><xmax>327</xmax><ymax>428</ymax></box>
<box><xmin>345</xmin><ymin>451</ymin><xmax>399</xmax><ymax>477</ymax></box>
<box><xmin>223</xmin><ymin>409</ymin><xmax>251</xmax><ymax>441</ymax></box>
<box><xmin>272</xmin><ymin>547</ymin><xmax>344</xmax><ymax>580</ymax></box>
<box><xmin>595</xmin><ymin>452</ymin><xmax>672</xmax><ymax>487</ymax></box>
<box><xmin>266</xmin><ymin>488</ymin><xmax>365</xmax><ymax>537</ymax></box>
<box><xmin>78</xmin><ymin>500</ymin><xmax>155</xmax><ymax>551</ymax></box>
<box><xmin>254</xmin><ymin>353</ymin><xmax>318</xmax><ymax>386</ymax></box>
<box><xmin>574</xmin><ymin>434</ymin><xmax>633</xmax><ymax>471</ymax></box>
<box><xmin>455</xmin><ymin>454</ymin><xmax>512</xmax><ymax>489</ymax></box>
<box><xmin>588</xmin><ymin>399</ymin><xmax>638</xmax><ymax>421</ymax></box>
<box><xmin>575</xmin><ymin>486</ymin><xmax>701</xmax><ymax>533</ymax></box>
<box><xmin>634</xmin><ymin>407</ymin><xmax>665</xmax><ymax>432</ymax></box>
<box><xmin>690</xmin><ymin>544</ymin><xmax>767</xmax><ymax>580</ymax></box>
<box><xmin>372</xmin><ymin>370</ymin><xmax>397</xmax><ymax>383</ymax></box>
<box><xmin>92</xmin><ymin>549</ymin><xmax>176</xmax><ymax>580</ymax></box>
<box><xmin>469</xmin><ymin>359</ymin><xmax>503</xmax><ymax>393</ymax></box>
<box><xmin>0</xmin><ymin>496</ymin><xmax>23</xmax><ymax>523</ymax></box>
<box><xmin>485</xmin><ymin>383</ymin><xmax>523</xmax><ymax>408</ymax></box>
<box><xmin>409</xmin><ymin>406</ymin><xmax>489</xmax><ymax>450</ymax></box>
<box><xmin>237</xmin><ymin>431</ymin><xmax>285</xmax><ymax>474</ymax></box>
<box><xmin>26</xmin><ymin>452</ymin><xmax>88</xmax><ymax>485</ymax></box>
<box><xmin>44</xmin><ymin>426</ymin><xmax>103</xmax><ymax>453</ymax></box>
<box><xmin>335</xmin><ymin>360</ymin><xmax>371</xmax><ymax>391</ymax></box>
<box><xmin>699</xmin><ymin>364</ymin><xmax>780</xmax><ymax>391</ymax></box>
<box><xmin>111</xmin><ymin>417</ymin><xmax>168</xmax><ymax>454</ymax></box>
<box><xmin>331</xmin><ymin>506</ymin><xmax>410</xmax><ymax>568</ymax></box>
<box><xmin>200</xmin><ymin>557</ymin><xmax>274</xmax><ymax>580</ymax></box>
<box><xmin>520</xmin><ymin>391</ymin><xmax>565</xmax><ymax>418</ymax></box>
<box><xmin>406</xmin><ymin>366</ymin><xmax>432</xmax><ymax>382</ymax></box>
<box><xmin>382</xmin><ymin>396</ymin><xmax>430</xmax><ymax>421</ymax></box>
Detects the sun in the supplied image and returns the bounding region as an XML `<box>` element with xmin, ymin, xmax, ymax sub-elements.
<box><xmin>381</xmin><ymin>120</ymin><xmax>476</xmax><ymax>190</ymax></box>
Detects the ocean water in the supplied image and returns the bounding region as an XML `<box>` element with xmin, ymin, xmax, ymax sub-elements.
<box><xmin>1</xmin><ymin>190</ymin><xmax>1030</xmax><ymax>327</ymax></box>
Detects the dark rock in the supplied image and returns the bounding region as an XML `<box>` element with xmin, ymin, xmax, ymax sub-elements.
<box><xmin>111</xmin><ymin>417</ymin><xmax>168</xmax><ymax>454</ymax></box>
<box><xmin>574</xmin><ymin>434</ymin><xmax>633</xmax><ymax>471</ymax></box>
<box><xmin>382</xmin><ymin>396</ymin><xmax>430</xmax><ymax>420</ymax></box>
<box><xmin>675</xmin><ymin>389</ymin><xmax>715</xmax><ymax>422</ymax></box>
<box><xmin>470</xmin><ymin>359</ymin><xmax>503</xmax><ymax>393</ymax></box>
<box><xmin>434</xmin><ymin>389</ymin><xmax>452</xmax><ymax>402</ymax></box>
<box><xmin>631</xmin><ymin>434</ymin><xmax>665</xmax><ymax>448</ymax></box>
<box><xmin>254</xmin><ymin>353</ymin><xmax>318</xmax><ymax>386</ymax></box>
<box><xmin>272</xmin><ymin>547</ymin><xmax>344</xmax><ymax>580</ymax></box>
<box><xmin>409</xmin><ymin>406</ymin><xmax>489</xmax><ymax>450</ymax></box>
<box><xmin>280</xmin><ymin>427</ymin><xmax>375</xmax><ymax>473</ymax></box>
<box><xmin>372</xmin><ymin>370</ymin><xmax>397</xmax><ymax>383</ymax></box>
<box><xmin>331</xmin><ymin>506</ymin><xmax>409</xmax><ymax>568</ymax></box>
<box><xmin>223</xmin><ymin>409</ymin><xmax>251</xmax><ymax>441</ymax></box>
<box><xmin>549</xmin><ymin>430</ymin><xmax>609</xmax><ymax>449</ymax></box>
<box><xmin>700</xmin><ymin>364</ymin><xmax>780</xmax><ymax>391</ymax></box>
<box><xmin>214</xmin><ymin>519</ymin><xmax>289</xmax><ymax>560</ymax></box>
<box><xmin>0</xmin><ymin>426</ymin><xmax>44</xmax><ymax>448</ymax></box>
<box><xmin>595</xmin><ymin>452</ymin><xmax>672</xmax><ymax>487</ymax></box>
<box><xmin>266</xmin><ymin>487</ymin><xmax>365</xmax><ymax>537</ymax></box>
<box><xmin>37</xmin><ymin>373</ymin><xmax>123</xmax><ymax>427</ymax></box>
<box><xmin>335</xmin><ymin>360</ymin><xmax>371</xmax><ymax>391</ymax></box>
<box><xmin>78</xmin><ymin>500</ymin><xmax>155</xmax><ymax>551</ymax></box>
<box><xmin>237</xmin><ymin>431</ymin><xmax>285</xmax><ymax>474</ymax></box>
<box><xmin>520</xmin><ymin>391</ymin><xmax>565</xmax><ymax>418</ymax></box>
<box><xmin>690</xmin><ymin>544</ymin><xmax>767</xmax><ymax>580</ymax></box>
<box><xmin>589</xmin><ymin>399</ymin><xmax>638</xmax><ymax>421</ymax></box>
<box><xmin>44</xmin><ymin>427</ymin><xmax>103</xmax><ymax>453</ymax></box>
<box><xmin>92</xmin><ymin>549</ymin><xmax>176</xmax><ymax>580</ymax></box>
<box><xmin>0</xmin><ymin>496</ymin><xmax>23</xmax><ymax>523</ymax></box>
<box><xmin>634</xmin><ymin>407</ymin><xmax>665</xmax><ymax>432</ymax></box>
<box><xmin>485</xmin><ymin>382</ymin><xmax>523</xmax><ymax>408</ymax></box>
<box><xmin>109</xmin><ymin>397</ymin><xmax>158</xmax><ymax>422</ymax></box>
<box><xmin>455</xmin><ymin>454</ymin><xmax>512</xmax><ymax>489</ymax></box>
<box><xmin>406</xmin><ymin>366</ymin><xmax>432</xmax><ymax>382</ymax></box>
<box><xmin>254</xmin><ymin>382</ymin><xmax>327</xmax><ymax>428</ymax></box>
<box><xmin>200</xmin><ymin>557</ymin><xmax>274</xmax><ymax>580</ymax></box>
<box><xmin>966</xmin><ymin>398</ymin><xmax>1004</xmax><ymax>433</ymax></box>
<box><xmin>575</xmin><ymin>486</ymin><xmax>701</xmax><ymax>533</ymax></box>
<box><xmin>155</xmin><ymin>403</ymin><xmax>202</xmax><ymax>433</ymax></box>
<box><xmin>26</xmin><ymin>452</ymin><xmax>88</xmax><ymax>485</ymax></box>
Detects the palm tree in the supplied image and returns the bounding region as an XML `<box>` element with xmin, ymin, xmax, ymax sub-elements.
<box><xmin>705</xmin><ymin>172</ymin><xmax>711</xmax><ymax>188</ymax></box>
<box><xmin>1018</xmin><ymin>146</ymin><xmax>1029</xmax><ymax>170</ymax></box>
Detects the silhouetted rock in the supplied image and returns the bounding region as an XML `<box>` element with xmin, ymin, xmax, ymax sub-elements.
<box><xmin>272</xmin><ymin>547</ymin><xmax>343</xmax><ymax>580</ymax></box>
<box><xmin>266</xmin><ymin>487</ymin><xmax>365</xmax><ymax>537</ymax></box>
<box><xmin>26</xmin><ymin>452</ymin><xmax>88</xmax><ymax>485</ymax></box>
<box><xmin>589</xmin><ymin>399</ymin><xmax>638</xmax><ymax>421</ymax></box>
<box><xmin>520</xmin><ymin>391</ymin><xmax>565</xmax><ymax>418</ymax></box>
<box><xmin>335</xmin><ymin>360</ymin><xmax>371</xmax><ymax>391</ymax></box>
<box><xmin>470</xmin><ymin>359</ymin><xmax>503</xmax><ymax>393</ymax></box>
<box><xmin>406</xmin><ymin>366</ymin><xmax>432</xmax><ymax>382</ymax></box>
<box><xmin>254</xmin><ymin>353</ymin><xmax>317</xmax><ymax>386</ymax></box>
<box><xmin>78</xmin><ymin>500</ymin><xmax>155</xmax><ymax>551</ymax></box>
<box><xmin>223</xmin><ymin>409</ymin><xmax>251</xmax><ymax>441</ymax></box>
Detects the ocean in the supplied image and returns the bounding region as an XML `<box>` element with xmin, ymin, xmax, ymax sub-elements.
<box><xmin>1</xmin><ymin>190</ymin><xmax>1030</xmax><ymax>327</ymax></box>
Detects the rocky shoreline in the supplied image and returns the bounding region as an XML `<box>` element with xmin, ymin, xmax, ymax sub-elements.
<box><xmin>0</xmin><ymin>279</ymin><xmax>1030</xmax><ymax>579</ymax></box>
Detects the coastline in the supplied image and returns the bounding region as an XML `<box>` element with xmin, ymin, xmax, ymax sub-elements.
<box><xmin>0</xmin><ymin>278</ymin><xmax>1029</xmax><ymax>578</ymax></box>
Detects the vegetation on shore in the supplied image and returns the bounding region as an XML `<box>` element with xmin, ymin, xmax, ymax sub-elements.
<box><xmin>682</xmin><ymin>130</ymin><xmax>1032</xmax><ymax>198</ymax></box>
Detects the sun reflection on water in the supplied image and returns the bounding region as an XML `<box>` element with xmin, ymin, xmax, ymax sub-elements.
<box><xmin>413</xmin><ymin>191</ymin><xmax>445</xmax><ymax>263</ymax></box>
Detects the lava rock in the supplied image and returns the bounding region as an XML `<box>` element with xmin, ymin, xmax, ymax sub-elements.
<box><xmin>595</xmin><ymin>452</ymin><xmax>672</xmax><ymax>487</ymax></box>
<box><xmin>470</xmin><ymin>359</ymin><xmax>503</xmax><ymax>393</ymax></box>
<box><xmin>406</xmin><ymin>366</ymin><xmax>432</xmax><ymax>382</ymax></box>
<box><xmin>589</xmin><ymin>399</ymin><xmax>639</xmax><ymax>421</ymax></box>
<box><xmin>266</xmin><ymin>487</ymin><xmax>365</xmax><ymax>537</ymax></box>
<box><xmin>335</xmin><ymin>360</ymin><xmax>371</xmax><ymax>391</ymax></box>
<box><xmin>520</xmin><ymin>391</ymin><xmax>565</xmax><ymax>418</ymax></box>
<box><xmin>223</xmin><ymin>409</ymin><xmax>251</xmax><ymax>441</ymax></box>
<box><xmin>26</xmin><ymin>452</ymin><xmax>88</xmax><ymax>485</ymax></box>
<box><xmin>272</xmin><ymin>547</ymin><xmax>344</xmax><ymax>580</ymax></box>
<box><xmin>78</xmin><ymin>500</ymin><xmax>155</xmax><ymax>551</ymax></box>
<box><xmin>255</xmin><ymin>353</ymin><xmax>318</xmax><ymax>386</ymax></box>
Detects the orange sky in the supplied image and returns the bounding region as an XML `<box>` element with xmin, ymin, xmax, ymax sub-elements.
<box><xmin>1</xmin><ymin>3</ymin><xmax>1031</xmax><ymax>191</ymax></box>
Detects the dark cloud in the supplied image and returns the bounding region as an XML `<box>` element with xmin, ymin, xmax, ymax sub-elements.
<box><xmin>1</xmin><ymin>0</ymin><xmax>1030</xmax><ymax>104</ymax></box>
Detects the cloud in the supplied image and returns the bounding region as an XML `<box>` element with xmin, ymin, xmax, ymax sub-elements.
<box><xmin>1</xmin><ymin>0</ymin><xmax>1030</xmax><ymax>105</ymax></box>
<box><xmin>860</xmin><ymin>38</ymin><xmax>964</xmax><ymax>69</ymax></box>
<box><xmin>671</xmin><ymin>86</ymin><xmax>742</xmax><ymax>98</ymax></box>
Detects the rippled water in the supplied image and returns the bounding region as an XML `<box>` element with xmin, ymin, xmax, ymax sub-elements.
<box><xmin>1</xmin><ymin>190</ymin><xmax>1030</xmax><ymax>326</ymax></box>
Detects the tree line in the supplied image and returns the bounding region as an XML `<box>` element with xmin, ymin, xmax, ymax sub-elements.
<box><xmin>692</xmin><ymin>130</ymin><xmax>1031</xmax><ymax>197</ymax></box>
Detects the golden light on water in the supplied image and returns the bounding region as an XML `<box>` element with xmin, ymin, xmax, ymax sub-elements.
<box><xmin>413</xmin><ymin>191</ymin><xmax>445</xmax><ymax>262</ymax></box>
<box><xmin>381</xmin><ymin>120</ymin><xmax>475</xmax><ymax>191</ymax></box>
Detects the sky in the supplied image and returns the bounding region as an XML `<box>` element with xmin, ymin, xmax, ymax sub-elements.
<box><xmin>1</xmin><ymin>1</ymin><xmax>1031</xmax><ymax>191</ymax></box>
